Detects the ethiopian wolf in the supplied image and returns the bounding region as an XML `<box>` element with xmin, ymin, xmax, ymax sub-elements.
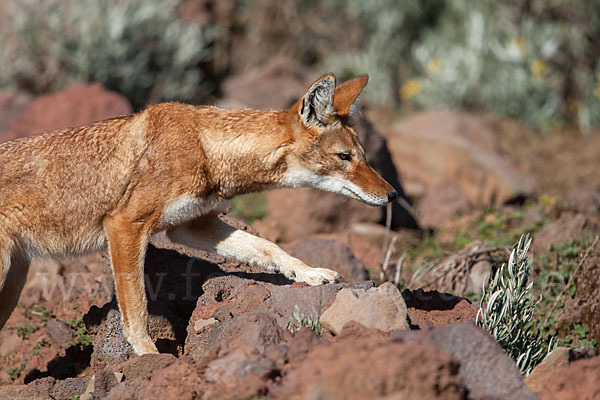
<box><xmin>0</xmin><ymin>74</ymin><xmax>397</xmax><ymax>354</ymax></box>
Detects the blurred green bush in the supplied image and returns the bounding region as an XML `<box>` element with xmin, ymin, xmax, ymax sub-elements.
<box><xmin>1</xmin><ymin>0</ymin><xmax>599</xmax><ymax>132</ymax></box>
<box><xmin>0</xmin><ymin>0</ymin><xmax>216</xmax><ymax>109</ymax></box>
<box><xmin>321</xmin><ymin>0</ymin><xmax>600</xmax><ymax>132</ymax></box>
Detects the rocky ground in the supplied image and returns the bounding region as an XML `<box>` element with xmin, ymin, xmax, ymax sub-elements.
<box><xmin>1</xmin><ymin>61</ymin><xmax>600</xmax><ymax>399</ymax></box>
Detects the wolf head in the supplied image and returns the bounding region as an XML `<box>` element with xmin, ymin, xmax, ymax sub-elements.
<box><xmin>284</xmin><ymin>74</ymin><xmax>397</xmax><ymax>206</ymax></box>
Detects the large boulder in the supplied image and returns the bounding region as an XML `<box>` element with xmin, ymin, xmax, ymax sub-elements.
<box><xmin>387</xmin><ymin>110</ymin><xmax>535</xmax><ymax>206</ymax></box>
<box><xmin>565</xmin><ymin>186</ymin><xmax>600</xmax><ymax>214</ymax></box>
<box><xmin>0</xmin><ymin>82</ymin><xmax>132</xmax><ymax>142</ymax></box>
<box><xmin>402</xmin><ymin>289</ymin><xmax>478</xmax><ymax>329</ymax></box>
<box><xmin>540</xmin><ymin>355</ymin><xmax>600</xmax><ymax>400</ymax></box>
<box><xmin>183</xmin><ymin>272</ymin><xmax>375</xmax><ymax>362</ymax></box>
<box><xmin>417</xmin><ymin>181</ymin><xmax>473</xmax><ymax>229</ymax></box>
<box><xmin>394</xmin><ymin>322</ymin><xmax>536</xmax><ymax>400</ymax></box>
<box><xmin>283</xmin><ymin>235</ymin><xmax>368</xmax><ymax>282</ymax></box>
<box><xmin>221</xmin><ymin>57</ymin><xmax>310</xmax><ymax>110</ymax></box>
<box><xmin>272</xmin><ymin>334</ymin><xmax>466</xmax><ymax>400</ymax></box>
<box><xmin>254</xmin><ymin>188</ymin><xmax>382</xmax><ymax>243</ymax></box>
<box><xmin>533</xmin><ymin>212</ymin><xmax>599</xmax><ymax>253</ymax></box>
<box><xmin>0</xmin><ymin>90</ymin><xmax>32</xmax><ymax>139</ymax></box>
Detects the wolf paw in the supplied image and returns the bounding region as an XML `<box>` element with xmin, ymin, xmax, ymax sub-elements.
<box><xmin>293</xmin><ymin>267</ymin><xmax>341</xmax><ymax>286</ymax></box>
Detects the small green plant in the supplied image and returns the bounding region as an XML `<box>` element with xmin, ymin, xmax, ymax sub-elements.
<box><xmin>7</xmin><ymin>338</ymin><xmax>49</xmax><ymax>380</ymax></box>
<box><xmin>561</xmin><ymin>324</ymin><xmax>597</xmax><ymax>348</ymax></box>
<box><xmin>15</xmin><ymin>324</ymin><xmax>39</xmax><ymax>340</ymax></box>
<box><xmin>8</xmin><ymin>361</ymin><xmax>27</xmax><ymax>381</ymax></box>
<box><xmin>62</xmin><ymin>316</ymin><xmax>93</xmax><ymax>347</ymax></box>
<box><xmin>74</xmin><ymin>326</ymin><xmax>93</xmax><ymax>347</ymax></box>
<box><xmin>0</xmin><ymin>0</ymin><xmax>216</xmax><ymax>109</ymax></box>
<box><xmin>28</xmin><ymin>304</ymin><xmax>55</xmax><ymax>322</ymax></box>
<box><xmin>477</xmin><ymin>234</ymin><xmax>556</xmax><ymax>375</ymax></box>
<box><xmin>286</xmin><ymin>305</ymin><xmax>322</xmax><ymax>336</ymax></box>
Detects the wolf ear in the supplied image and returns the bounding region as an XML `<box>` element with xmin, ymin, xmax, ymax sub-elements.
<box><xmin>333</xmin><ymin>75</ymin><xmax>368</xmax><ymax>116</ymax></box>
<box><xmin>298</xmin><ymin>74</ymin><xmax>336</xmax><ymax>128</ymax></box>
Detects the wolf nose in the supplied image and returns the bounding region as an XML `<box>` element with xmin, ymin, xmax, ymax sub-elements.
<box><xmin>387</xmin><ymin>191</ymin><xmax>398</xmax><ymax>202</ymax></box>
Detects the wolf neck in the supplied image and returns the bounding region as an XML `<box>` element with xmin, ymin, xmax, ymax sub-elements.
<box><xmin>201</xmin><ymin>108</ymin><xmax>294</xmax><ymax>198</ymax></box>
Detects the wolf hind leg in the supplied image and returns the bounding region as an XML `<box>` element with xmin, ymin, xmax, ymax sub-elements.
<box><xmin>0</xmin><ymin>246</ymin><xmax>30</xmax><ymax>330</ymax></box>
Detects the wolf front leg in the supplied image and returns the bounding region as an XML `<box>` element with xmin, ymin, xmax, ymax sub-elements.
<box><xmin>104</xmin><ymin>215</ymin><xmax>158</xmax><ymax>355</ymax></box>
<box><xmin>166</xmin><ymin>216</ymin><xmax>341</xmax><ymax>285</ymax></box>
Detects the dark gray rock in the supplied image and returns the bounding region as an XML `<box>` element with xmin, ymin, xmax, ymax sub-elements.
<box><xmin>395</xmin><ymin>322</ymin><xmax>536</xmax><ymax>400</ymax></box>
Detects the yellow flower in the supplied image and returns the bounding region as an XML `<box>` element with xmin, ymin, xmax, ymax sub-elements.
<box><xmin>426</xmin><ymin>58</ymin><xmax>441</xmax><ymax>76</ymax></box>
<box><xmin>400</xmin><ymin>79</ymin><xmax>422</xmax><ymax>101</ymax></box>
<box><xmin>530</xmin><ymin>59</ymin><xmax>547</xmax><ymax>78</ymax></box>
<box><xmin>594</xmin><ymin>85</ymin><xmax>600</xmax><ymax>101</ymax></box>
<box><xmin>511</xmin><ymin>37</ymin><xmax>524</xmax><ymax>50</ymax></box>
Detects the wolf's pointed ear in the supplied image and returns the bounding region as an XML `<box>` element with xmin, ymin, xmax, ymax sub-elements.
<box><xmin>333</xmin><ymin>75</ymin><xmax>368</xmax><ymax>117</ymax></box>
<box><xmin>298</xmin><ymin>74</ymin><xmax>336</xmax><ymax>128</ymax></box>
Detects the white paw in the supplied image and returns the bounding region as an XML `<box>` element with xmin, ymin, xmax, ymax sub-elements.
<box><xmin>129</xmin><ymin>336</ymin><xmax>159</xmax><ymax>355</ymax></box>
<box><xmin>293</xmin><ymin>267</ymin><xmax>341</xmax><ymax>286</ymax></box>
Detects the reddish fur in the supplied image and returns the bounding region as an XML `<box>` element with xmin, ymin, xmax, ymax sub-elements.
<box><xmin>0</xmin><ymin>74</ymin><xmax>395</xmax><ymax>354</ymax></box>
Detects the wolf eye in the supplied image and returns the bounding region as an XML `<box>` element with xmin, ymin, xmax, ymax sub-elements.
<box><xmin>337</xmin><ymin>151</ymin><xmax>352</xmax><ymax>161</ymax></box>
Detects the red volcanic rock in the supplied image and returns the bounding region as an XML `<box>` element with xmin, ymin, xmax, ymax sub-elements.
<box><xmin>1</xmin><ymin>83</ymin><xmax>132</xmax><ymax>142</ymax></box>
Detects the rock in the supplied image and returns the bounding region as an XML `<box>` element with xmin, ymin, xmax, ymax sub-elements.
<box><xmin>402</xmin><ymin>289</ymin><xmax>478</xmax><ymax>328</ymax></box>
<box><xmin>571</xmin><ymin>346</ymin><xmax>598</xmax><ymax>360</ymax></box>
<box><xmin>349</xmin><ymin>222</ymin><xmax>423</xmax><ymax>257</ymax></box>
<box><xmin>91</xmin><ymin>370</ymin><xmax>123</xmax><ymax>399</ymax></box>
<box><xmin>0</xmin><ymin>377</ymin><xmax>53</xmax><ymax>399</ymax></box>
<box><xmin>0</xmin><ymin>334</ymin><xmax>21</xmax><ymax>358</ymax></box>
<box><xmin>221</xmin><ymin>57</ymin><xmax>310</xmax><ymax>110</ymax></box>
<box><xmin>139</xmin><ymin>358</ymin><xmax>201</xmax><ymax>400</ymax></box>
<box><xmin>0</xmin><ymin>90</ymin><xmax>32</xmax><ymax>139</ymax></box>
<box><xmin>184</xmin><ymin>273</ymin><xmax>375</xmax><ymax>361</ymax></box>
<box><xmin>87</xmin><ymin>307</ymin><xmax>133</xmax><ymax>370</ymax></box>
<box><xmin>187</xmin><ymin>311</ymin><xmax>284</xmax><ymax>363</ymax></box>
<box><xmin>557</xmin><ymin>252</ymin><xmax>600</xmax><ymax>348</ymax></box>
<box><xmin>86</xmin><ymin>244</ymin><xmax>223</xmax><ymax>368</ymax></box>
<box><xmin>540</xmin><ymin>355</ymin><xmax>600</xmax><ymax>400</ymax></box>
<box><xmin>262</xmin><ymin>280</ymin><xmax>375</xmax><ymax>329</ymax></box>
<box><xmin>104</xmin><ymin>377</ymin><xmax>148</xmax><ymax>400</ymax></box>
<box><xmin>566</xmin><ymin>186</ymin><xmax>600</xmax><ymax>213</ymax></box>
<box><xmin>1</xmin><ymin>82</ymin><xmax>132</xmax><ymax>142</ymax></box>
<box><xmin>45</xmin><ymin>320</ymin><xmax>75</xmax><ymax>348</ymax></box>
<box><xmin>202</xmin><ymin>347</ymin><xmax>277</xmax><ymax>400</ymax></box>
<box><xmin>284</xmin><ymin>236</ymin><xmax>368</xmax><ymax>282</ymax></box>
<box><xmin>526</xmin><ymin>347</ymin><xmax>571</xmax><ymax>392</ymax></box>
<box><xmin>396</xmin><ymin>322</ymin><xmax>536</xmax><ymax>400</ymax></box>
<box><xmin>418</xmin><ymin>182</ymin><xmax>472</xmax><ymax>229</ymax></box>
<box><xmin>534</xmin><ymin>212</ymin><xmax>599</xmax><ymax>252</ymax></box>
<box><xmin>272</xmin><ymin>335</ymin><xmax>466</xmax><ymax>400</ymax></box>
<box><xmin>112</xmin><ymin>353</ymin><xmax>177</xmax><ymax>381</ymax></box>
<box><xmin>387</xmin><ymin>110</ymin><xmax>535</xmax><ymax>206</ymax></box>
<box><xmin>194</xmin><ymin>318</ymin><xmax>218</xmax><ymax>333</ymax></box>
<box><xmin>320</xmin><ymin>282</ymin><xmax>409</xmax><ymax>335</ymax></box>
<box><xmin>50</xmin><ymin>377</ymin><xmax>89</xmax><ymax>400</ymax></box>
<box><xmin>254</xmin><ymin>188</ymin><xmax>382</xmax><ymax>243</ymax></box>
<box><xmin>350</xmin><ymin>113</ymin><xmax>420</xmax><ymax>230</ymax></box>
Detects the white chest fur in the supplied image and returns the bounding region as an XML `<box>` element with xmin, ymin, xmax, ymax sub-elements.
<box><xmin>159</xmin><ymin>194</ymin><xmax>230</xmax><ymax>227</ymax></box>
